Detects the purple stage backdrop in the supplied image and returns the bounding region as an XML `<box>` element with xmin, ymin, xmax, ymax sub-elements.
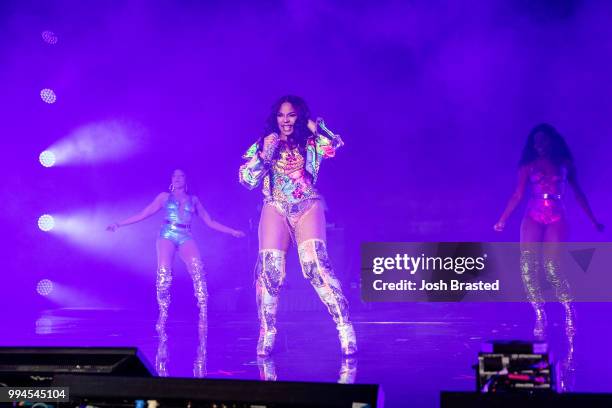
<box><xmin>1</xmin><ymin>2</ymin><xmax>611</xmax><ymax>401</ymax></box>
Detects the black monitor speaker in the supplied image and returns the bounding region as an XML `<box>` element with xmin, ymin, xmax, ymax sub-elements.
<box><xmin>0</xmin><ymin>347</ymin><xmax>152</xmax><ymax>387</ymax></box>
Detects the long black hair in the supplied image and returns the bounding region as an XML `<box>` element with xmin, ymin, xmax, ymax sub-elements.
<box><xmin>519</xmin><ymin>123</ymin><xmax>573</xmax><ymax>167</ymax></box>
<box><xmin>263</xmin><ymin>95</ymin><xmax>313</xmax><ymax>151</ymax></box>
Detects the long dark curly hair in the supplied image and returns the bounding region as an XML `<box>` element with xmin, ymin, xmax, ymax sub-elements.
<box><xmin>262</xmin><ymin>95</ymin><xmax>313</xmax><ymax>152</ymax></box>
<box><xmin>519</xmin><ymin>123</ymin><xmax>573</xmax><ymax>167</ymax></box>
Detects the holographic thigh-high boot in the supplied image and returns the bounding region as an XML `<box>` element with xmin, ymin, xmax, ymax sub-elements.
<box><xmin>298</xmin><ymin>239</ymin><xmax>357</xmax><ymax>355</ymax></box>
<box><xmin>338</xmin><ymin>357</ymin><xmax>358</xmax><ymax>384</ymax></box>
<box><xmin>156</xmin><ymin>266</ymin><xmax>173</xmax><ymax>340</ymax></box>
<box><xmin>543</xmin><ymin>255</ymin><xmax>575</xmax><ymax>339</ymax></box>
<box><xmin>187</xmin><ymin>257</ymin><xmax>208</xmax><ymax>376</ymax></box>
<box><xmin>543</xmin><ymin>252</ymin><xmax>576</xmax><ymax>391</ymax></box>
<box><xmin>155</xmin><ymin>335</ymin><xmax>169</xmax><ymax>377</ymax></box>
<box><xmin>520</xmin><ymin>250</ymin><xmax>547</xmax><ymax>338</ymax></box>
<box><xmin>256</xmin><ymin>249</ymin><xmax>286</xmax><ymax>356</ymax></box>
<box><xmin>257</xmin><ymin>356</ymin><xmax>278</xmax><ymax>381</ymax></box>
<box><xmin>193</xmin><ymin>337</ymin><xmax>207</xmax><ymax>378</ymax></box>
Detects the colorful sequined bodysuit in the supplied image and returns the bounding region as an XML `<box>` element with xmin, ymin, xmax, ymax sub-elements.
<box><xmin>239</xmin><ymin>134</ymin><xmax>343</xmax><ymax>236</ymax></box>
<box><xmin>266</xmin><ymin>141</ymin><xmax>320</xmax><ymax>204</ymax></box>
<box><xmin>526</xmin><ymin>164</ymin><xmax>567</xmax><ymax>224</ymax></box>
<box><xmin>159</xmin><ymin>194</ymin><xmax>196</xmax><ymax>245</ymax></box>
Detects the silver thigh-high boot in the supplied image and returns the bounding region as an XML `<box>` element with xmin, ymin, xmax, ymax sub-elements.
<box><xmin>156</xmin><ymin>266</ymin><xmax>173</xmax><ymax>340</ymax></box>
<box><xmin>194</xmin><ymin>337</ymin><xmax>207</xmax><ymax>378</ymax></box>
<box><xmin>338</xmin><ymin>357</ymin><xmax>358</xmax><ymax>384</ymax></box>
<box><xmin>187</xmin><ymin>257</ymin><xmax>208</xmax><ymax>377</ymax></box>
<box><xmin>256</xmin><ymin>249</ymin><xmax>286</xmax><ymax>356</ymax></box>
<box><xmin>543</xmin><ymin>253</ymin><xmax>576</xmax><ymax>392</ymax></box>
<box><xmin>542</xmin><ymin>255</ymin><xmax>575</xmax><ymax>339</ymax></box>
<box><xmin>520</xmin><ymin>250</ymin><xmax>547</xmax><ymax>338</ymax></box>
<box><xmin>155</xmin><ymin>334</ymin><xmax>169</xmax><ymax>377</ymax></box>
<box><xmin>298</xmin><ymin>239</ymin><xmax>357</xmax><ymax>355</ymax></box>
<box><xmin>257</xmin><ymin>356</ymin><xmax>278</xmax><ymax>381</ymax></box>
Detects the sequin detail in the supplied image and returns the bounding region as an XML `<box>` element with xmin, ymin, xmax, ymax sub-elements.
<box><xmin>257</xmin><ymin>357</ymin><xmax>278</xmax><ymax>381</ymax></box>
<box><xmin>520</xmin><ymin>249</ymin><xmax>575</xmax><ymax>340</ymax></box>
<box><xmin>164</xmin><ymin>194</ymin><xmax>196</xmax><ymax>224</ymax></box>
<box><xmin>159</xmin><ymin>195</ymin><xmax>196</xmax><ymax>245</ymax></box>
<box><xmin>338</xmin><ymin>357</ymin><xmax>358</xmax><ymax>384</ymax></box>
<box><xmin>155</xmin><ymin>336</ymin><xmax>169</xmax><ymax>377</ymax></box>
<box><xmin>155</xmin><ymin>324</ymin><xmax>207</xmax><ymax>378</ymax></box>
<box><xmin>298</xmin><ymin>239</ymin><xmax>357</xmax><ymax>355</ymax></box>
<box><xmin>187</xmin><ymin>257</ymin><xmax>208</xmax><ymax>329</ymax></box>
<box><xmin>155</xmin><ymin>265</ymin><xmax>173</xmax><ymax>337</ymax></box>
<box><xmin>239</xmin><ymin>133</ymin><xmax>342</xmax><ymax>200</ymax></box>
<box><xmin>520</xmin><ymin>250</ymin><xmax>547</xmax><ymax>338</ymax></box>
<box><xmin>527</xmin><ymin>165</ymin><xmax>567</xmax><ymax>224</ymax></box>
<box><xmin>256</xmin><ymin>249</ymin><xmax>286</xmax><ymax>356</ymax></box>
<box><xmin>155</xmin><ymin>259</ymin><xmax>208</xmax><ymax>377</ymax></box>
<box><xmin>265</xmin><ymin>198</ymin><xmax>318</xmax><ymax>243</ymax></box>
<box><xmin>159</xmin><ymin>223</ymin><xmax>193</xmax><ymax>246</ymax></box>
<box><xmin>543</xmin><ymin>255</ymin><xmax>575</xmax><ymax>339</ymax></box>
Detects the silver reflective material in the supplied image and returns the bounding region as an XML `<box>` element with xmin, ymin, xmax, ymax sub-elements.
<box><xmin>298</xmin><ymin>239</ymin><xmax>357</xmax><ymax>355</ymax></box>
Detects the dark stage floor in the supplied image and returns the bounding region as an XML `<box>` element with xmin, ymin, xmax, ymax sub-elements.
<box><xmin>5</xmin><ymin>303</ymin><xmax>612</xmax><ymax>407</ymax></box>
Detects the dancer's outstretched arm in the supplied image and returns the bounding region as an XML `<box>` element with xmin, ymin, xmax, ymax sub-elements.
<box><xmin>568</xmin><ymin>164</ymin><xmax>605</xmax><ymax>232</ymax></box>
<box><xmin>494</xmin><ymin>166</ymin><xmax>529</xmax><ymax>231</ymax></box>
<box><xmin>194</xmin><ymin>196</ymin><xmax>245</xmax><ymax>237</ymax></box>
<box><xmin>107</xmin><ymin>192</ymin><xmax>168</xmax><ymax>231</ymax></box>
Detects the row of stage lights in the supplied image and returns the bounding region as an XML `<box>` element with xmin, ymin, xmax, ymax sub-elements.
<box><xmin>37</xmin><ymin>31</ymin><xmax>60</xmax><ymax>296</ymax></box>
<box><xmin>40</xmin><ymin>31</ymin><xmax>57</xmax><ymax>170</ymax></box>
<box><xmin>40</xmin><ymin>31</ymin><xmax>59</xmax><ymax>106</ymax></box>
<box><xmin>35</xmin><ymin>27</ymin><xmax>144</xmax><ymax>302</ymax></box>
<box><xmin>38</xmin><ymin>30</ymin><xmax>58</xmax><ymax>235</ymax></box>
<box><xmin>36</xmin><ymin>24</ymin><xmax>150</xmax><ymax>309</ymax></box>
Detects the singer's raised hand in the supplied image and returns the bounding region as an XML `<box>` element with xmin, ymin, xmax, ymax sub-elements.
<box><xmin>260</xmin><ymin>132</ymin><xmax>280</xmax><ymax>161</ymax></box>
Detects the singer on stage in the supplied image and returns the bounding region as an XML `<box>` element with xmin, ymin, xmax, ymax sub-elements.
<box><xmin>239</xmin><ymin>95</ymin><xmax>357</xmax><ymax>356</ymax></box>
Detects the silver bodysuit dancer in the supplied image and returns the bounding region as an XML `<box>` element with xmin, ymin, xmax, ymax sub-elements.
<box><xmin>156</xmin><ymin>194</ymin><xmax>207</xmax><ymax>374</ymax></box>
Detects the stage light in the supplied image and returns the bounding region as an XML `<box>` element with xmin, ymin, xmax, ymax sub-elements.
<box><xmin>41</xmin><ymin>30</ymin><xmax>58</xmax><ymax>45</ymax></box>
<box><xmin>40</xmin><ymin>88</ymin><xmax>57</xmax><ymax>104</ymax></box>
<box><xmin>39</xmin><ymin>150</ymin><xmax>56</xmax><ymax>167</ymax></box>
<box><xmin>38</xmin><ymin>214</ymin><xmax>55</xmax><ymax>231</ymax></box>
<box><xmin>37</xmin><ymin>279</ymin><xmax>54</xmax><ymax>296</ymax></box>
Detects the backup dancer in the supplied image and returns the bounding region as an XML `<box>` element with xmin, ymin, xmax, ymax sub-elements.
<box><xmin>494</xmin><ymin>124</ymin><xmax>603</xmax><ymax>341</ymax></box>
<box><xmin>107</xmin><ymin>169</ymin><xmax>244</xmax><ymax>373</ymax></box>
